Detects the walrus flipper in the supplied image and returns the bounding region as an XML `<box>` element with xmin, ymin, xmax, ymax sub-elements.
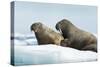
<box><xmin>82</xmin><ymin>44</ymin><xmax>97</xmax><ymax>52</ymax></box>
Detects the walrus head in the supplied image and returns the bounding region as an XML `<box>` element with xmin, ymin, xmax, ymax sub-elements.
<box><xmin>30</xmin><ymin>22</ymin><xmax>43</xmax><ymax>32</ymax></box>
<box><xmin>56</xmin><ymin>19</ymin><xmax>73</xmax><ymax>34</ymax></box>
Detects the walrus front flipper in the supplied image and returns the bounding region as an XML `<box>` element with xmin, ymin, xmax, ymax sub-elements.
<box><xmin>60</xmin><ymin>38</ymin><xmax>71</xmax><ymax>47</ymax></box>
<box><xmin>82</xmin><ymin>44</ymin><xmax>97</xmax><ymax>52</ymax></box>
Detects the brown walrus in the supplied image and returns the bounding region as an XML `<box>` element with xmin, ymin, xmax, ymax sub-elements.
<box><xmin>31</xmin><ymin>22</ymin><xmax>64</xmax><ymax>45</ymax></box>
<box><xmin>56</xmin><ymin>19</ymin><xmax>97</xmax><ymax>52</ymax></box>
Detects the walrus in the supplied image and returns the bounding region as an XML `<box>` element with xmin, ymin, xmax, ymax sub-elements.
<box><xmin>31</xmin><ymin>22</ymin><xmax>64</xmax><ymax>45</ymax></box>
<box><xmin>56</xmin><ymin>19</ymin><xmax>97</xmax><ymax>52</ymax></box>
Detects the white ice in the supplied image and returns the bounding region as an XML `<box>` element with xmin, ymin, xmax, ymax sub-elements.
<box><xmin>14</xmin><ymin>45</ymin><xmax>97</xmax><ymax>66</ymax></box>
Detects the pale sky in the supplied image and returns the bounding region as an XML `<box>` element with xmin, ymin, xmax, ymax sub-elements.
<box><xmin>14</xmin><ymin>1</ymin><xmax>97</xmax><ymax>34</ymax></box>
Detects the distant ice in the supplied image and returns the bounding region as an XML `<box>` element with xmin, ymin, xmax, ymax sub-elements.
<box><xmin>14</xmin><ymin>45</ymin><xmax>97</xmax><ymax>66</ymax></box>
<box><xmin>11</xmin><ymin>33</ymin><xmax>38</xmax><ymax>45</ymax></box>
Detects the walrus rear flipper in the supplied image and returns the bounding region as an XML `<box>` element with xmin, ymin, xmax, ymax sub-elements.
<box><xmin>82</xmin><ymin>44</ymin><xmax>97</xmax><ymax>52</ymax></box>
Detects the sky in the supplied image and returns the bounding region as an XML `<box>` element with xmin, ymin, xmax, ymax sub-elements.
<box><xmin>13</xmin><ymin>1</ymin><xmax>97</xmax><ymax>34</ymax></box>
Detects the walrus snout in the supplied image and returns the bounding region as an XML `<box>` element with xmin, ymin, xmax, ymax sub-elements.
<box><xmin>56</xmin><ymin>23</ymin><xmax>60</xmax><ymax>31</ymax></box>
<box><xmin>56</xmin><ymin>23</ymin><xmax>63</xmax><ymax>34</ymax></box>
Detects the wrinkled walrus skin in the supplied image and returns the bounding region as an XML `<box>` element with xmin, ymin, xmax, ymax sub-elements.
<box><xmin>31</xmin><ymin>22</ymin><xmax>64</xmax><ymax>45</ymax></box>
<box><xmin>56</xmin><ymin>19</ymin><xmax>97</xmax><ymax>52</ymax></box>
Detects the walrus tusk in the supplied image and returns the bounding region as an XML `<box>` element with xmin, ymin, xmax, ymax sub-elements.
<box><xmin>59</xmin><ymin>28</ymin><xmax>62</xmax><ymax>34</ymax></box>
<box><xmin>58</xmin><ymin>24</ymin><xmax>62</xmax><ymax>34</ymax></box>
<box><xmin>56</xmin><ymin>24</ymin><xmax>62</xmax><ymax>34</ymax></box>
